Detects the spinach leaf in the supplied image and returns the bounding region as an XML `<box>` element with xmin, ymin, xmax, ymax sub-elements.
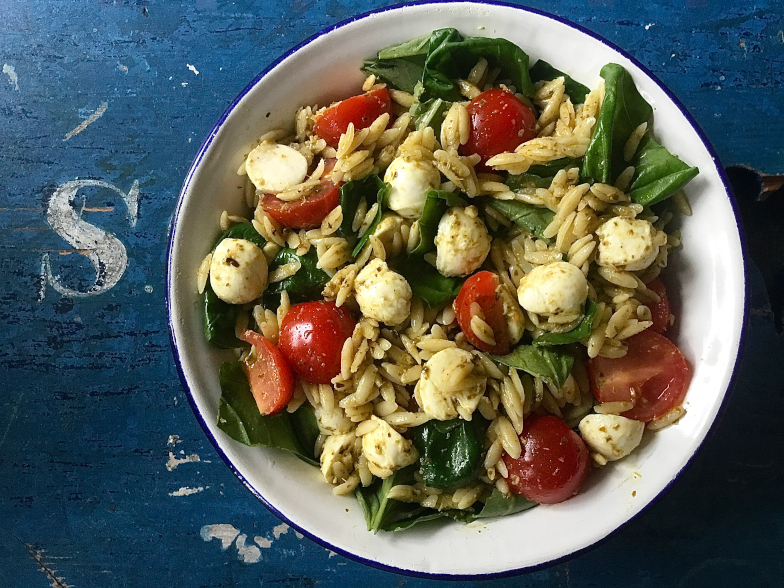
<box><xmin>335</xmin><ymin>175</ymin><xmax>388</xmax><ymax>242</ymax></box>
<box><xmin>377</xmin><ymin>33</ymin><xmax>432</xmax><ymax>59</ymax></box>
<box><xmin>411</xmin><ymin>417</ymin><xmax>489</xmax><ymax>490</ymax></box>
<box><xmin>582</xmin><ymin>63</ymin><xmax>653</xmax><ymax>185</ymax></box>
<box><xmin>393</xmin><ymin>256</ymin><xmax>463</xmax><ymax>308</ymax></box>
<box><xmin>409</xmin><ymin>97</ymin><xmax>451</xmax><ymax>134</ymax></box>
<box><xmin>262</xmin><ymin>248</ymin><xmax>330</xmax><ymax>309</ymax></box>
<box><xmin>202</xmin><ymin>223</ymin><xmax>267</xmax><ymax>348</ymax></box>
<box><xmin>505</xmin><ymin>158</ymin><xmax>582</xmax><ymax>191</ymax></box>
<box><xmin>534</xmin><ymin>300</ymin><xmax>598</xmax><ymax>346</ymax></box>
<box><xmin>529</xmin><ymin>60</ymin><xmax>590</xmax><ymax>104</ymax></box>
<box><xmin>487</xmin><ymin>200</ymin><xmax>555</xmax><ymax>241</ymax></box>
<box><xmin>628</xmin><ymin>134</ymin><xmax>699</xmax><ymax>206</ymax></box>
<box><xmin>203</xmin><ymin>282</ymin><xmax>243</xmax><ymax>349</ymax></box>
<box><xmin>361</xmin><ymin>58</ymin><xmax>424</xmax><ymax>95</ymax></box>
<box><xmin>491</xmin><ymin>344</ymin><xmax>574</xmax><ymax>389</ymax></box>
<box><xmin>422</xmin><ymin>28</ymin><xmax>534</xmax><ymax>102</ymax></box>
<box><xmin>216</xmin><ymin>361</ymin><xmax>318</xmax><ymax>466</ymax></box>
<box><xmin>525</xmin><ymin>157</ymin><xmax>584</xmax><ymax>179</ymax></box>
<box><xmin>408</xmin><ymin>190</ymin><xmax>465</xmax><ymax>256</ymax></box>
<box><xmin>352</xmin><ymin>178</ymin><xmax>391</xmax><ymax>257</ymax></box>
<box><xmin>473</xmin><ymin>488</ymin><xmax>537</xmax><ymax>519</ymax></box>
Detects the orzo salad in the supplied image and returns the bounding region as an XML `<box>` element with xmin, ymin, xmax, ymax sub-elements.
<box><xmin>198</xmin><ymin>29</ymin><xmax>698</xmax><ymax>532</ymax></box>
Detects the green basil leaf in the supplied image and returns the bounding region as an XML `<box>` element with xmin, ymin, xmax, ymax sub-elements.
<box><xmin>377</xmin><ymin>33</ymin><xmax>432</xmax><ymax>59</ymax></box>
<box><xmin>421</xmin><ymin>29</ymin><xmax>534</xmax><ymax>102</ymax></box>
<box><xmin>491</xmin><ymin>344</ymin><xmax>574</xmax><ymax>389</ymax></box>
<box><xmin>473</xmin><ymin>488</ymin><xmax>538</xmax><ymax>519</ymax></box>
<box><xmin>582</xmin><ymin>63</ymin><xmax>653</xmax><ymax>185</ymax></box>
<box><xmin>393</xmin><ymin>256</ymin><xmax>463</xmax><ymax>308</ymax></box>
<box><xmin>203</xmin><ymin>282</ymin><xmax>243</xmax><ymax>349</ymax></box>
<box><xmin>361</xmin><ymin>58</ymin><xmax>424</xmax><ymax>95</ymax></box>
<box><xmin>352</xmin><ymin>179</ymin><xmax>391</xmax><ymax>258</ymax></box>
<box><xmin>411</xmin><ymin>417</ymin><xmax>489</xmax><ymax>490</ymax></box>
<box><xmin>216</xmin><ymin>361</ymin><xmax>318</xmax><ymax>466</ymax></box>
<box><xmin>534</xmin><ymin>300</ymin><xmax>598</xmax><ymax>346</ymax></box>
<box><xmin>262</xmin><ymin>247</ymin><xmax>330</xmax><ymax>309</ymax></box>
<box><xmin>529</xmin><ymin>60</ymin><xmax>590</xmax><ymax>104</ymax></box>
<box><xmin>628</xmin><ymin>134</ymin><xmax>699</xmax><ymax>206</ymax></box>
<box><xmin>487</xmin><ymin>200</ymin><xmax>555</xmax><ymax>241</ymax></box>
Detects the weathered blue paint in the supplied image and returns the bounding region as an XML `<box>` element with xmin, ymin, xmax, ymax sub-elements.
<box><xmin>1</xmin><ymin>0</ymin><xmax>783</xmax><ymax>586</ymax></box>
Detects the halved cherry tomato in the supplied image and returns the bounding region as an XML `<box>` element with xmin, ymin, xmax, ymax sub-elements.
<box><xmin>503</xmin><ymin>414</ymin><xmax>590</xmax><ymax>504</ymax></box>
<box><xmin>589</xmin><ymin>329</ymin><xmax>690</xmax><ymax>422</ymax></box>
<box><xmin>239</xmin><ymin>330</ymin><xmax>295</xmax><ymax>415</ymax></box>
<box><xmin>460</xmin><ymin>88</ymin><xmax>537</xmax><ymax>170</ymax></box>
<box><xmin>278</xmin><ymin>301</ymin><xmax>356</xmax><ymax>384</ymax></box>
<box><xmin>646</xmin><ymin>277</ymin><xmax>671</xmax><ymax>334</ymax></box>
<box><xmin>313</xmin><ymin>88</ymin><xmax>393</xmax><ymax>149</ymax></box>
<box><xmin>454</xmin><ymin>271</ymin><xmax>513</xmax><ymax>354</ymax></box>
<box><xmin>260</xmin><ymin>158</ymin><xmax>341</xmax><ymax>229</ymax></box>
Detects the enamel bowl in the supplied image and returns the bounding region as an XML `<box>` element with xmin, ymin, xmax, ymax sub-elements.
<box><xmin>167</xmin><ymin>1</ymin><xmax>746</xmax><ymax>577</ymax></box>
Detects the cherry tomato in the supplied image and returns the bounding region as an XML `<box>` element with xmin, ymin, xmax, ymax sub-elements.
<box><xmin>454</xmin><ymin>271</ymin><xmax>513</xmax><ymax>354</ymax></box>
<box><xmin>279</xmin><ymin>301</ymin><xmax>356</xmax><ymax>384</ymax></box>
<box><xmin>589</xmin><ymin>329</ymin><xmax>690</xmax><ymax>422</ymax></box>
<box><xmin>313</xmin><ymin>88</ymin><xmax>393</xmax><ymax>149</ymax></box>
<box><xmin>238</xmin><ymin>330</ymin><xmax>295</xmax><ymax>415</ymax></box>
<box><xmin>460</xmin><ymin>88</ymin><xmax>537</xmax><ymax>170</ymax></box>
<box><xmin>646</xmin><ymin>277</ymin><xmax>671</xmax><ymax>334</ymax></box>
<box><xmin>503</xmin><ymin>414</ymin><xmax>590</xmax><ymax>504</ymax></box>
<box><xmin>260</xmin><ymin>159</ymin><xmax>341</xmax><ymax>229</ymax></box>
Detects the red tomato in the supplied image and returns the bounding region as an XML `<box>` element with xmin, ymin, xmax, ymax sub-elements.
<box><xmin>278</xmin><ymin>301</ymin><xmax>356</xmax><ymax>384</ymax></box>
<box><xmin>313</xmin><ymin>88</ymin><xmax>393</xmax><ymax>149</ymax></box>
<box><xmin>238</xmin><ymin>330</ymin><xmax>295</xmax><ymax>415</ymax></box>
<box><xmin>646</xmin><ymin>277</ymin><xmax>671</xmax><ymax>334</ymax></box>
<box><xmin>260</xmin><ymin>158</ymin><xmax>341</xmax><ymax>229</ymax></box>
<box><xmin>589</xmin><ymin>330</ymin><xmax>690</xmax><ymax>422</ymax></box>
<box><xmin>503</xmin><ymin>414</ymin><xmax>589</xmax><ymax>504</ymax></box>
<box><xmin>454</xmin><ymin>271</ymin><xmax>513</xmax><ymax>354</ymax></box>
<box><xmin>460</xmin><ymin>88</ymin><xmax>537</xmax><ymax>169</ymax></box>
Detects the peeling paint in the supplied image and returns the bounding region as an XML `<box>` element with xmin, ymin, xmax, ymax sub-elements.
<box><xmin>2</xmin><ymin>64</ymin><xmax>19</xmax><ymax>91</ymax></box>
<box><xmin>21</xmin><ymin>542</ymin><xmax>72</xmax><ymax>588</ymax></box>
<box><xmin>200</xmin><ymin>524</ymin><xmax>240</xmax><ymax>550</ymax></box>
<box><xmin>254</xmin><ymin>536</ymin><xmax>272</xmax><ymax>548</ymax></box>
<box><xmin>63</xmin><ymin>102</ymin><xmax>108</xmax><ymax>141</ymax></box>
<box><xmin>169</xmin><ymin>486</ymin><xmax>205</xmax><ymax>496</ymax></box>
<box><xmin>166</xmin><ymin>451</ymin><xmax>200</xmax><ymax>471</ymax></box>
<box><xmin>272</xmin><ymin>523</ymin><xmax>289</xmax><ymax>539</ymax></box>
<box><xmin>235</xmin><ymin>534</ymin><xmax>261</xmax><ymax>564</ymax></box>
<box><xmin>187</xmin><ymin>63</ymin><xmax>199</xmax><ymax>75</ymax></box>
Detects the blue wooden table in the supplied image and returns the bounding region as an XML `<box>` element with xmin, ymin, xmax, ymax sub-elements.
<box><xmin>2</xmin><ymin>1</ymin><xmax>783</xmax><ymax>586</ymax></box>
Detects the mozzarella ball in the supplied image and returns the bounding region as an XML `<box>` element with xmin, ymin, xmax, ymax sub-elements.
<box><xmin>414</xmin><ymin>348</ymin><xmax>487</xmax><ymax>421</ymax></box>
<box><xmin>320</xmin><ymin>431</ymin><xmax>357</xmax><ymax>484</ymax></box>
<box><xmin>596</xmin><ymin>217</ymin><xmax>660</xmax><ymax>272</ymax></box>
<box><xmin>517</xmin><ymin>261</ymin><xmax>588</xmax><ymax>316</ymax></box>
<box><xmin>361</xmin><ymin>416</ymin><xmax>418</xmax><ymax>479</ymax></box>
<box><xmin>384</xmin><ymin>156</ymin><xmax>441</xmax><ymax>219</ymax></box>
<box><xmin>578</xmin><ymin>414</ymin><xmax>645</xmax><ymax>462</ymax></box>
<box><xmin>209</xmin><ymin>238</ymin><xmax>268</xmax><ymax>304</ymax></box>
<box><xmin>245</xmin><ymin>142</ymin><xmax>308</xmax><ymax>193</ymax></box>
<box><xmin>372</xmin><ymin>213</ymin><xmax>407</xmax><ymax>258</ymax></box>
<box><xmin>354</xmin><ymin>259</ymin><xmax>412</xmax><ymax>325</ymax></box>
<box><xmin>434</xmin><ymin>206</ymin><xmax>492</xmax><ymax>277</ymax></box>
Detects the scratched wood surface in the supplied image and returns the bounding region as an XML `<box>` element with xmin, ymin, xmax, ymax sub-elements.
<box><xmin>1</xmin><ymin>1</ymin><xmax>783</xmax><ymax>586</ymax></box>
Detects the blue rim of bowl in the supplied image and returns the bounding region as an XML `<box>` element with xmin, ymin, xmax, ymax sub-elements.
<box><xmin>166</xmin><ymin>0</ymin><xmax>750</xmax><ymax>579</ymax></box>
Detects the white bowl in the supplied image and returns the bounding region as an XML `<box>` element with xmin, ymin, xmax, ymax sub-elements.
<box><xmin>167</xmin><ymin>1</ymin><xmax>746</xmax><ymax>577</ymax></box>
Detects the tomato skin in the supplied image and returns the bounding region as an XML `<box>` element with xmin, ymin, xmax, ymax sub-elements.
<box><xmin>313</xmin><ymin>88</ymin><xmax>393</xmax><ymax>149</ymax></box>
<box><xmin>278</xmin><ymin>301</ymin><xmax>356</xmax><ymax>384</ymax></box>
<box><xmin>260</xmin><ymin>159</ymin><xmax>341</xmax><ymax>229</ymax></box>
<box><xmin>589</xmin><ymin>329</ymin><xmax>690</xmax><ymax>422</ymax></box>
<box><xmin>503</xmin><ymin>415</ymin><xmax>590</xmax><ymax>504</ymax></box>
<box><xmin>646</xmin><ymin>278</ymin><xmax>671</xmax><ymax>334</ymax></box>
<box><xmin>460</xmin><ymin>88</ymin><xmax>537</xmax><ymax>169</ymax></box>
<box><xmin>454</xmin><ymin>271</ymin><xmax>512</xmax><ymax>354</ymax></box>
<box><xmin>238</xmin><ymin>330</ymin><xmax>295</xmax><ymax>415</ymax></box>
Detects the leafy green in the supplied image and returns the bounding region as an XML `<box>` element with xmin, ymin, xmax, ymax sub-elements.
<box><xmin>505</xmin><ymin>158</ymin><xmax>583</xmax><ymax>191</ymax></box>
<box><xmin>335</xmin><ymin>175</ymin><xmax>388</xmax><ymax>243</ymax></box>
<box><xmin>202</xmin><ymin>223</ymin><xmax>267</xmax><ymax>349</ymax></box>
<box><xmin>487</xmin><ymin>200</ymin><xmax>555</xmax><ymax>241</ymax></box>
<box><xmin>492</xmin><ymin>344</ymin><xmax>574</xmax><ymax>389</ymax></box>
<box><xmin>534</xmin><ymin>300</ymin><xmax>598</xmax><ymax>346</ymax></box>
<box><xmin>352</xmin><ymin>178</ymin><xmax>391</xmax><ymax>257</ymax></box>
<box><xmin>582</xmin><ymin>63</ymin><xmax>653</xmax><ymax>185</ymax></box>
<box><xmin>529</xmin><ymin>60</ymin><xmax>590</xmax><ymax>104</ymax></box>
<box><xmin>409</xmin><ymin>97</ymin><xmax>451</xmax><ymax>134</ymax></box>
<box><xmin>216</xmin><ymin>361</ymin><xmax>319</xmax><ymax>466</ymax></box>
<box><xmin>262</xmin><ymin>248</ymin><xmax>330</xmax><ymax>309</ymax></box>
<box><xmin>408</xmin><ymin>190</ymin><xmax>465</xmax><ymax>256</ymax></box>
<box><xmin>411</xmin><ymin>417</ymin><xmax>489</xmax><ymax>490</ymax></box>
<box><xmin>473</xmin><ymin>488</ymin><xmax>537</xmax><ymax>518</ymax></box>
<box><xmin>628</xmin><ymin>134</ymin><xmax>699</xmax><ymax>206</ymax></box>
<box><xmin>361</xmin><ymin>59</ymin><xmax>424</xmax><ymax>94</ymax></box>
<box><xmin>377</xmin><ymin>34</ymin><xmax>432</xmax><ymax>59</ymax></box>
<box><xmin>393</xmin><ymin>256</ymin><xmax>463</xmax><ymax>308</ymax></box>
<box><xmin>203</xmin><ymin>282</ymin><xmax>243</xmax><ymax>349</ymax></box>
